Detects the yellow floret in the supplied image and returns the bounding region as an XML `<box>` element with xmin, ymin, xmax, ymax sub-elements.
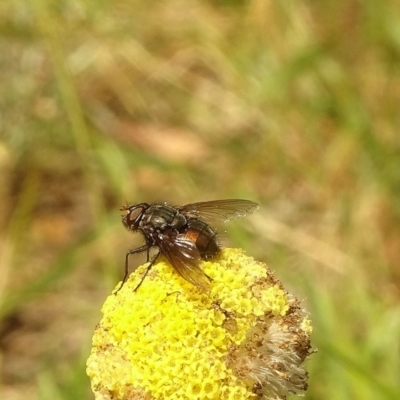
<box><xmin>87</xmin><ymin>248</ymin><xmax>313</xmax><ymax>400</ymax></box>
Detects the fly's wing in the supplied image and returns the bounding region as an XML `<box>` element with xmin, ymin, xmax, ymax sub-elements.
<box><xmin>179</xmin><ymin>199</ymin><xmax>259</xmax><ymax>223</ymax></box>
<box><xmin>158</xmin><ymin>233</ymin><xmax>210</xmax><ymax>288</ymax></box>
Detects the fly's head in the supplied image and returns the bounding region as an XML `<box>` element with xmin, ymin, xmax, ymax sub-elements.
<box><xmin>121</xmin><ymin>203</ymin><xmax>149</xmax><ymax>232</ymax></box>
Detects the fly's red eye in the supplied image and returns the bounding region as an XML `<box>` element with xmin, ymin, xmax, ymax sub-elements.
<box><xmin>129</xmin><ymin>207</ymin><xmax>143</xmax><ymax>223</ymax></box>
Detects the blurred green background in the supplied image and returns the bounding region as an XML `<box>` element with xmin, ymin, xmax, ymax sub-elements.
<box><xmin>1</xmin><ymin>0</ymin><xmax>400</xmax><ymax>399</ymax></box>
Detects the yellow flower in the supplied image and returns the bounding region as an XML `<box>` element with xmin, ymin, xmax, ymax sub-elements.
<box><xmin>87</xmin><ymin>248</ymin><xmax>313</xmax><ymax>400</ymax></box>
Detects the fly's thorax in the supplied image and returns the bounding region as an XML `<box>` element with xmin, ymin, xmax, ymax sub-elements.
<box><xmin>140</xmin><ymin>204</ymin><xmax>187</xmax><ymax>233</ymax></box>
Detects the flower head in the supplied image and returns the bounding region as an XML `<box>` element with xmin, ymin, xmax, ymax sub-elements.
<box><xmin>87</xmin><ymin>248</ymin><xmax>313</xmax><ymax>400</ymax></box>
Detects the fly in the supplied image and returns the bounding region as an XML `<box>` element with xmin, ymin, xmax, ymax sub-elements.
<box><xmin>118</xmin><ymin>199</ymin><xmax>259</xmax><ymax>292</ymax></box>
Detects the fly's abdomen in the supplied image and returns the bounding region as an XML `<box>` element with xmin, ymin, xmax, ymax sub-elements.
<box><xmin>185</xmin><ymin>219</ymin><xmax>220</xmax><ymax>259</ymax></box>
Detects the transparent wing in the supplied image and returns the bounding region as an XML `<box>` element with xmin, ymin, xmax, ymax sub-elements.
<box><xmin>158</xmin><ymin>233</ymin><xmax>210</xmax><ymax>287</ymax></box>
<box><xmin>179</xmin><ymin>199</ymin><xmax>259</xmax><ymax>223</ymax></box>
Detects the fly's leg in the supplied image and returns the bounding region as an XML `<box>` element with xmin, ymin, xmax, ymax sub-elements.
<box><xmin>115</xmin><ymin>244</ymin><xmax>151</xmax><ymax>294</ymax></box>
<box><xmin>133</xmin><ymin>251</ymin><xmax>161</xmax><ymax>292</ymax></box>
